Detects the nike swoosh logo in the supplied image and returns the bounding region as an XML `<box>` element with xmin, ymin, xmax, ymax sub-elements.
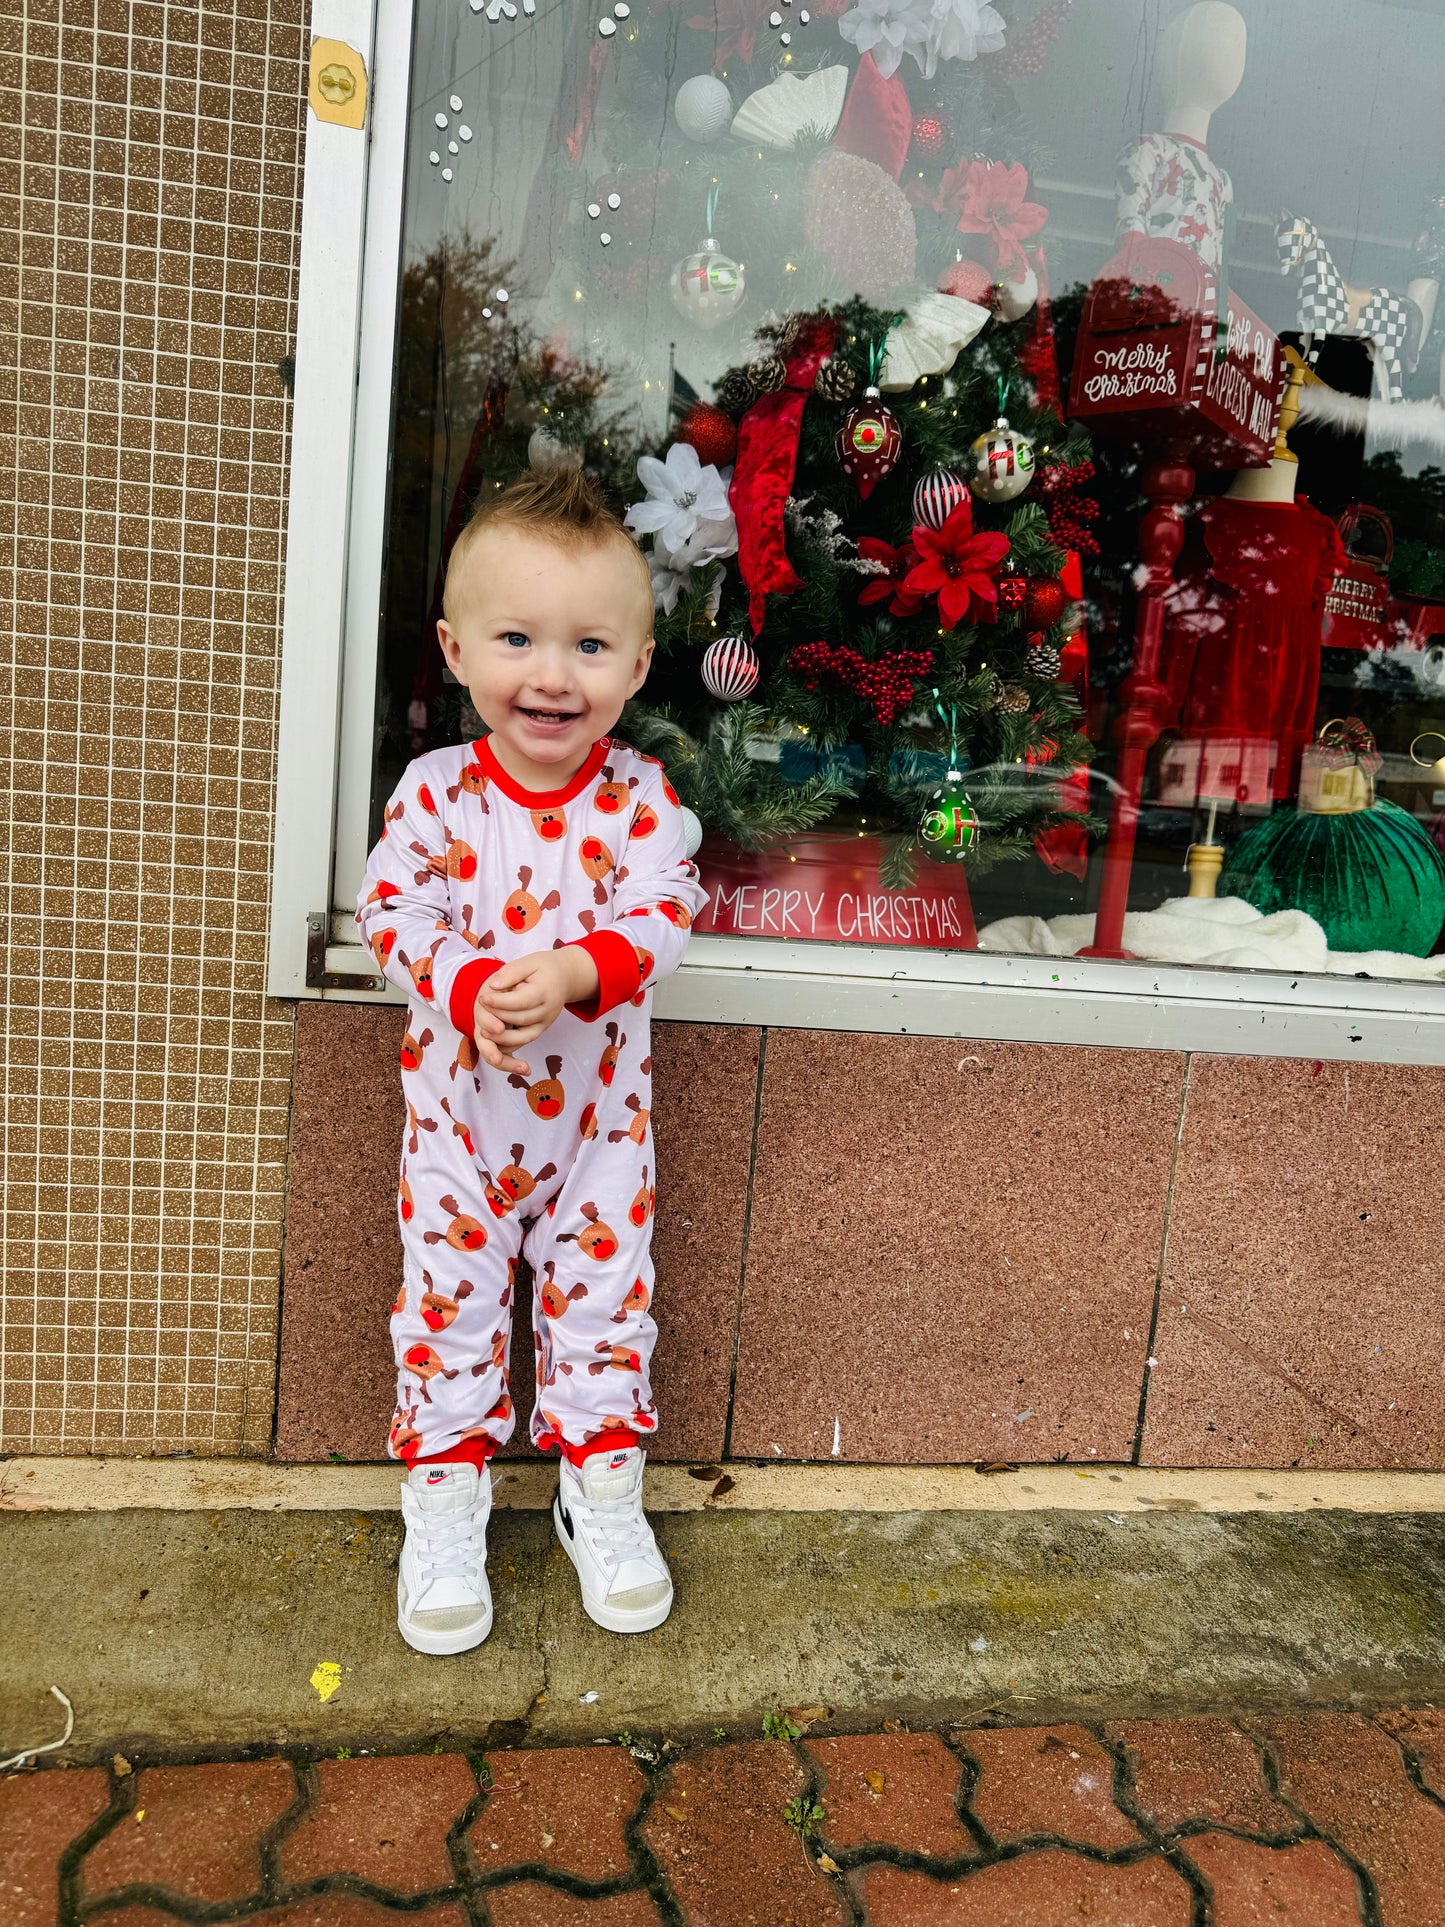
<box><xmin>558</xmin><ymin>1504</ymin><xmax>575</xmax><ymax>1539</ymax></box>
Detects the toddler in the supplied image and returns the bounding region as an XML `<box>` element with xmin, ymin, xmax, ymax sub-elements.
<box><xmin>357</xmin><ymin>467</ymin><xmax>705</xmax><ymax>1653</ymax></box>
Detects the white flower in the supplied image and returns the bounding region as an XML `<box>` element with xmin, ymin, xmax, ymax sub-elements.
<box><xmin>650</xmin><ymin>550</ymin><xmax>726</xmax><ymax>617</ymax></box>
<box><xmin>837</xmin><ymin>0</ymin><xmax>926</xmax><ymax>79</ymax></box>
<box><xmin>915</xmin><ymin>0</ymin><xmax>1005</xmax><ymax>74</ymax></box>
<box><xmin>647</xmin><ymin>509</ymin><xmax>736</xmax><ymax>614</ymax></box>
<box><xmin>625</xmin><ymin>442</ymin><xmax>734</xmax><ymax>556</ymax></box>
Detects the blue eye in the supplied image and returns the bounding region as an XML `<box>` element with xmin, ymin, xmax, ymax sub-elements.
<box><xmin>504</xmin><ymin>632</ymin><xmax>527</xmax><ymax>648</ymax></box>
<box><xmin>578</xmin><ymin>638</ymin><xmax>603</xmax><ymax>656</ymax></box>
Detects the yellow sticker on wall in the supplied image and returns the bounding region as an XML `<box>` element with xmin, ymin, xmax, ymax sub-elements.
<box><xmin>310</xmin><ymin>1660</ymin><xmax>343</xmax><ymax>1703</ymax></box>
<box><xmin>309</xmin><ymin>39</ymin><xmax>367</xmax><ymax>129</ymax></box>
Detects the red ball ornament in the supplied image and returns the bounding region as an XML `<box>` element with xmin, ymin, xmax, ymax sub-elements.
<box><xmin>996</xmin><ymin>568</ymin><xmax>1028</xmax><ymax>618</ymax></box>
<box><xmin>1024</xmin><ymin>576</ymin><xmax>1070</xmax><ymax>629</ymax></box>
<box><xmin>911</xmin><ymin>113</ymin><xmax>949</xmax><ymax>158</ymax></box>
<box><xmin>937</xmin><ymin>255</ymin><xmax>995</xmax><ymax>306</ymax></box>
<box><xmin>835</xmin><ymin>385</ymin><xmax>902</xmax><ymax>501</ymax></box>
<box><xmin>676</xmin><ymin>402</ymin><xmax>737</xmax><ymax>469</ymax></box>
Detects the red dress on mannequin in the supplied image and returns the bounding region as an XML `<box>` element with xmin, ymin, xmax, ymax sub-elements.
<box><xmin>1161</xmin><ymin>495</ymin><xmax>1346</xmax><ymax>804</ymax></box>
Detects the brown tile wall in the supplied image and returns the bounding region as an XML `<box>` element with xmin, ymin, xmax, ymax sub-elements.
<box><xmin>0</xmin><ymin>0</ymin><xmax>307</xmax><ymax>1451</ymax></box>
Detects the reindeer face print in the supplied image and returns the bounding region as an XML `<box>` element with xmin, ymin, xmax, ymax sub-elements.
<box><xmin>657</xmin><ymin>899</ymin><xmax>693</xmax><ymax>929</ymax></box>
<box><xmin>483</xmin><ymin>1174</ymin><xmax>515</xmax><ymax>1219</ymax></box>
<box><xmin>453</xmin><ymin>1034</ymin><xmax>481</xmax><ymax>1077</ymax></box>
<box><xmin>496</xmin><ymin>1144</ymin><xmax>558</xmax><ymax>1205</ymax></box>
<box><xmin>398</xmin><ymin>1174</ymin><xmax>414</xmax><ymax>1223</ymax></box>
<box><xmin>390</xmin><ymin>1401</ymin><xmax>422</xmax><ymax>1454</ymax></box>
<box><xmin>634</xmin><ymin>946</ymin><xmax>654</xmax><ymax>986</ymax></box>
<box><xmin>590</xmin><ymin>1340</ymin><xmax>642</xmax><ymax>1375</ymax></box>
<box><xmin>444</xmin><ymin>830</ymin><xmax>478</xmax><ymax>882</ymax></box>
<box><xmin>366</xmin><ymin>878</ymin><xmax>402</xmax><ymax>908</ymax></box>
<box><xmin>391</xmin><ymin>1280</ymin><xmax>406</xmax><ymax>1316</ymax></box>
<box><xmin>559</xmin><ymin>1201</ymin><xmax>620</xmax><ymax>1262</ymax></box>
<box><xmin>508</xmin><ymin>1055</ymin><xmax>566</xmax><ymax>1119</ymax></box>
<box><xmin>421</xmin><ymin>1277</ymin><xmax>473</xmax><ymax>1332</ymax></box>
<box><xmin>401</xmin><ymin>941</ymin><xmax>442</xmax><ymax>1000</ymax></box>
<box><xmin>579</xmin><ymin>835</ymin><xmax>614</xmax><ymax>883</ymax></box>
<box><xmin>439</xmin><ymin>1098</ymin><xmax>475</xmax><ymax>1158</ymax></box>
<box><xmin>422</xmin><ymin>1193</ymin><xmax>487</xmax><ymax>1252</ymax></box>
<box><xmin>578</xmin><ymin>1101</ymin><xmax>598</xmax><ymax>1141</ymax></box>
<box><xmin>539</xmin><ymin>1261</ymin><xmax>588</xmax><ymax>1320</ymax></box>
<box><xmin>406</xmin><ymin>1102</ymin><xmax>437</xmax><ymax>1155</ymax></box>
<box><xmin>371</xmin><ymin>927</ymin><xmax>396</xmax><ymax>970</ymax></box>
<box><xmin>400</xmin><ymin>1025</ymin><xmax>433</xmax><ymax>1073</ymax></box>
<box><xmin>417</xmin><ymin>781</ymin><xmax>439</xmax><ymax>817</ymax></box>
<box><xmin>593</xmin><ymin>769</ymin><xmax>635</xmax><ymax>815</ymax></box>
<box><xmin>503</xmin><ymin>866</ymin><xmax>563</xmax><ymax>934</ymax></box>
<box><xmin>459</xmin><ymin>904</ymin><xmax>495</xmax><ymax>954</ymax></box>
<box><xmin>629</xmin><ymin>1166</ymin><xmax>654</xmax><ymax>1227</ymax></box>
<box><xmin>607</xmin><ymin>1093</ymin><xmax>650</xmax><ymax>1146</ymax></box>
<box><xmin>630</xmin><ymin>802</ymin><xmax>659</xmax><ymax>840</ymax></box>
<box><xmin>403</xmin><ymin>1342</ymin><xmax>458</xmax><ymax>1401</ymax></box>
<box><xmin>661</xmin><ymin>774</ymin><xmax>681</xmax><ymax>807</ymax></box>
<box><xmin>531</xmin><ymin>805</ymin><xmax>567</xmax><ymax>842</ymax></box>
<box><xmin>447</xmin><ymin>758</ymin><xmax>489</xmax><ymax>805</ymax></box>
<box><xmin>599</xmin><ymin>1024</ymin><xmax>623</xmax><ymax>1088</ymax></box>
<box><xmin>612</xmin><ymin>1275</ymin><xmax>650</xmax><ymax>1323</ymax></box>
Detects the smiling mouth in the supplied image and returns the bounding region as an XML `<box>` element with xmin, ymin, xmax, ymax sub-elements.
<box><xmin>518</xmin><ymin>705</ymin><xmax>583</xmax><ymax>726</ymax></box>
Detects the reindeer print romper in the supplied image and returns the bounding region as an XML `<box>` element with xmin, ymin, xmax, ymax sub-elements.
<box><xmin>356</xmin><ymin>735</ymin><xmax>706</xmax><ymax>1466</ymax></box>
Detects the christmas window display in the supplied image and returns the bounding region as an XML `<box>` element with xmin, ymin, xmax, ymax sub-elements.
<box><xmin>370</xmin><ymin>0</ymin><xmax>1445</xmax><ymax>984</ymax></box>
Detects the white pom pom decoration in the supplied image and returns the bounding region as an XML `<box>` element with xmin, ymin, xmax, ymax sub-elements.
<box><xmin>912</xmin><ymin>467</ymin><xmax>969</xmax><ymax>531</ymax></box>
<box><xmin>680</xmin><ymin>806</ymin><xmax>704</xmax><ymax>858</ymax></box>
<box><xmin>702</xmin><ymin>634</ymin><xmax>760</xmax><ymax>701</ymax></box>
<box><xmin>994</xmin><ymin>263</ymin><xmax>1039</xmax><ymax>323</ymax></box>
<box><xmin>673</xmin><ymin>74</ymin><xmax>733</xmax><ymax>141</ymax></box>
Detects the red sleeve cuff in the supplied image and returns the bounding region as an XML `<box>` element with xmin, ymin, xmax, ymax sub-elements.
<box><xmin>565</xmin><ymin>929</ymin><xmax>643</xmax><ymax>1021</ymax></box>
<box><xmin>449</xmin><ymin>956</ymin><xmax>502</xmax><ymax>1035</ymax></box>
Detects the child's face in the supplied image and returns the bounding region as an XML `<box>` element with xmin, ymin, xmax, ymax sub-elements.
<box><xmin>438</xmin><ymin>528</ymin><xmax>654</xmax><ymax>783</ymax></box>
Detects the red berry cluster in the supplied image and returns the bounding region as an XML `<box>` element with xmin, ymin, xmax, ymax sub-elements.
<box><xmin>911</xmin><ymin>113</ymin><xmax>949</xmax><ymax>158</ymax></box>
<box><xmin>1037</xmin><ymin>458</ymin><xmax>1100</xmax><ymax>556</ymax></box>
<box><xmin>992</xmin><ymin>0</ymin><xmax>1074</xmax><ymax>78</ymax></box>
<box><xmin>789</xmin><ymin>642</ymin><xmax>935</xmax><ymax>726</ymax></box>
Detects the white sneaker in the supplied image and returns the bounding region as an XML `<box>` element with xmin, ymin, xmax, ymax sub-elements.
<box><xmin>554</xmin><ymin>1446</ymin><xmax>674</xmax><ymax>1633</ymax></box>
<box><xmin>397</xmin><ymin>1463</ymin><xmax>493</xmax><ymax>1654</ymax></box>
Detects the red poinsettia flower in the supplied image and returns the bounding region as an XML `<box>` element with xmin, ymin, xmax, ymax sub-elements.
<box><xmin>935</xmin><ymin>160</ymin><xmax>1048</xmax><ymax>274</ymax></box>
<box><xmin>857</xmin><ymin>536</ymin><xmax>924</xmax><ymax>617</ymax></box>
<box><xmin>902</xmin><ymin>501</ymin><xmax>1011</xmax><ymax>631</ymax></box>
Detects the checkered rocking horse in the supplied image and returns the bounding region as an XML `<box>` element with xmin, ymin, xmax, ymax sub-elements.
<box><xmin>1276</xmin><ymin>209</ymin><xmax>1418</xmax><ymax>404</ymax></box>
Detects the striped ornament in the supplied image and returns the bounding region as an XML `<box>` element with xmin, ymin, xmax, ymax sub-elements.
<box><xmin>912</xmin><ymin>467</ymin><xmax>969</xmax><ymax>532</ymax></box>
<box><xmin>701</xmin><ymin>634</ymin><xmax>760</xmax><ymax>701</ymax></box>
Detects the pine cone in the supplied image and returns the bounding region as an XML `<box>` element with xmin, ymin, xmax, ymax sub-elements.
<box><xmin>747</xmin><ymin>353</ymin><xmax>788</xmax><ymax>396</ymax></box>
<box><xmin>1027</xmin><ymin>644</ymin><xmax>1063</xmax><ymax>680</ymax></box>
<box><xmin>1000</xmin><ymin>683</ymin><xmax>1030</xmax><ymax>714</ymax></box>
<box><xmin>714</xmin><ymin>366</ymin><xmax>756</xmax><ymax>416</ymax></box>
<box><xmin>813</xmin><ymin>356</ymin><xmax>856</xmax><ymax>401</ymax></box>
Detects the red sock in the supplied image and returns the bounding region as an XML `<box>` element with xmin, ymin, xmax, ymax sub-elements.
<box><xmin>544</xmin><ymin>1427</ymin><xmax>641</xmax><ymax>1468</ymax></box>
<box><xmin>400</xmin><ymin>1436</ymin><xmax>495</xmax><ymax>1473</ymax></box>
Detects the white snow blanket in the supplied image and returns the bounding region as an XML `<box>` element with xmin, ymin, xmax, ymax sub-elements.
<box><xmin>977</xmin><ymin>894</ymin><xmax>1445</xmax><ymax>981</ymax></box>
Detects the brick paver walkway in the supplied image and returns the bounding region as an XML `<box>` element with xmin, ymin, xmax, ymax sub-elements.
<box><xmin>6</xmin><ymin>1711</ymin><xmax>1445</xmax><ymax>1923</ymax></box>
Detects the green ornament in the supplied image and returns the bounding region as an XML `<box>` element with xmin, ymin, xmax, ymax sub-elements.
<box><xmin>919</xmin><ymin>768</ymin><xmax>979</xmax><ymax>861</ymax></box>
<box><xmin>1221</xmin><ymin>799</ymin><xmax>1445</xmax><ymax>956</ymax></box>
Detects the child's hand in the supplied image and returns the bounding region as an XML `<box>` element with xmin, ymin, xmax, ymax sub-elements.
<box><xmin>473</xmin><ymin>948</ymin><xmax>600</xmax><ymax>1075</ymax></box>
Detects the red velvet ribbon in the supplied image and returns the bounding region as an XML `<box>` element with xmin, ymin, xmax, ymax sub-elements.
<box><xmin>729</xmin><ymin>317</ymin><xmax>839</xmax><ymax>635</ymax></box>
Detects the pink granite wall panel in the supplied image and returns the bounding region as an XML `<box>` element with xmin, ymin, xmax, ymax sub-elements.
<box><xmin>275</xmin><ymin>1008</ymin><xmax>757</xmax><ymax>1463</ymax></box>
<box><xmin>1140</xmin><ymin>1056</ymin><xmax>1445</xmax><ymax>1470</ymax></box>
<box><xmin>727</xmin><ymin>1032</ymin><xmax>1186</xmax><ymax>1464</ymax></box>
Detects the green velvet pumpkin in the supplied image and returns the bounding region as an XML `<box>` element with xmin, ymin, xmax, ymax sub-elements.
<box><xmin>1221</xmin><ymin>799</ymin><xmax>1445</xmax><ymax>957</ymax></box>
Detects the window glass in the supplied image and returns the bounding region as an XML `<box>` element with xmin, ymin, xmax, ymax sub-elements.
<box><xmin>374</xmin><ymin>0</ymin><xmax>1445</xmax><ymax>979</ymax></box>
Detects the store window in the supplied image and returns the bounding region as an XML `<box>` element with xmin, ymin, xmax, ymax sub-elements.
<box><xmin>365</xmin><ymin>0</ymin><xmax>1445</xmax><ymax>984</ymax></box>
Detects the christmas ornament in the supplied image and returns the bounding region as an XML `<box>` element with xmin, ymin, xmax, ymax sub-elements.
<box><xmin>968</xmin><ymin>413</ymin><xmax>1035</xmax><ymax>504</ymax></box>
<box><xmin>789</xmin><ymin>640</ymin><xmax>933</xmax><ymax>725</ymax></box>
<box><xmin>714</xmin><ymin>366</ymin><xmax>756</xmax><ymax>415</ymax></box>
<box><xmin>747</xmin><ymin>353</ymin><xmax>787</xmax><ymax>396</ymax></box>
<box><xmin>730</xmin><ymin>65</ymin><xmax>846</xmax><ymax>147</ymax></box>
<box><xmin>680</xmin><ymin>805</ymin><xmax>704</xmax><ymax>858</ymax></box>
<box><xmin>804</xmin><ymin>148</ymin><xmax>916</xmax><ymax>303</ymax></box>
<box><xmin>937</xmin><ymin>253</ymin><xmax>995</xmax><ymax>305</ymax></box>
<box><xmin>676</xmin><ymin>402</ymin><xmax>737</xmax><ymax>469</ymax></box>
<box><xmin>919</xmin><ymin>769</ymin><xmax>980</xmax><ymax>860</ymax></box>
<box><xmin>996</xmin><ymin>565</ymin><xmax>1027</xmax><ymax>618</ymax></box>
<box><xmin>702</xmin><ymin>634</ymin><xmax>760</xmax><ymax>701</ymax></box>
<box><xmin>1027</xmin><ymin>636</ymin><xmax>1063</xmax><ymax>679</ymax></box>
<box><xmin>993</xmin><ymin>262</ymin><xmax>1038</xmax><ymax>322</ymax></box>
<box><xmin>836</xmin><ymin>385</ymin><xmax>902</xmax><ymax>500</ymax></box>
<box><xmin>910</xmin><ymin>112</ymin><xmax>949</xmax><ymax>157</ymax></box>
<box><xmin>673</xmin><ymin>74</ymin><xmax>733</xmax><ymax>141</ymax></box>
<box><xmin>912</xmin><ymin>467</ymin><xmax>969</xmax><ymax>532</ymax></box>
<box><xmin>813</xmin><ymin>356</ymin><xmax>856</xmax><ymax>401</ymax></box>
<box><xmin>1023</xmin><ymin>575</ymin><xmax>1068</xmax><ymax>629</ymax></box>
<box><xmin>1000</xmin><ymin>682</ymin><xmax>1029</xmax><ymax>713</ymax></box>
<box><xmin>878</xmin><ymin>288</ymin><xmax>989</xmax><ymax>391</ymax></box>
<box><xmin>670</xmin><ymin>191</ymin><xmax>744</xmax><ymax>330</ymax></box>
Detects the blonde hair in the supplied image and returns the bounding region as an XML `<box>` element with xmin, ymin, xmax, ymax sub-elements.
<box><xmin>443</xmin><ymin>465</ymin><xmax>653</xmax><ymax>628</ymax></box>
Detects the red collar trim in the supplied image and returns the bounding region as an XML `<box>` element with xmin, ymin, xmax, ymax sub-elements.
<box><xmin>474</xmin><ymin>734</ymin><xmax>611</xmax><ymax>807</ymax></box>
<box><xmin>1168</xmin><ymin>131</ymin><xmax>1209</xmax><ymax>151</ymax></box>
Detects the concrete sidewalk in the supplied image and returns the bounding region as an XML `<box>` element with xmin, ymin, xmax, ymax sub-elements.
<box><xmin>4</xmin><ymin>1497</ymin><xmax>1445</xmax><ymax>1758</ymax></box>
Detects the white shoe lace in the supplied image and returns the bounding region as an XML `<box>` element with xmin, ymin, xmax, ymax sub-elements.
<box><xmin>572</xmin><ymin>1490</ymin><xmax>656</xmax><ymax>1574</ymax></box>
<box><xmin>412</xmin><ymin>1508</ymin><xmax>484</xmax><ymax>1585</ymax></box>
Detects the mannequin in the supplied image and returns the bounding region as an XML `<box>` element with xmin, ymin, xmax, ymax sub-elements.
<box><xmin>1162</xmin><ymin>356</ymin><xmax>1347</xmax><ymax>894</ymax></box>
<box><xmin>1116</xmin><ymin>2</ymin><xmax>1247</xmax><ymax>273</ymax></box>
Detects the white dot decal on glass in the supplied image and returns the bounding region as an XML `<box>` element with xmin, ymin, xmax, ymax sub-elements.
<box><xmin>482</xmin><ymin>305</ymin><xmax>492</xmax><ymax>318</ymax></box>
<box><xmin>598</xmin><ymin>16</ymin><xmax>616</xmax><ymax>33</ymax></box>
<box><xmin>441</xmin><ymin>167</ymin><xmax>454</xmax><ymax>181</ymax></box>
<box><xmin>495</xmin><ymin>287</ymin><xmax>509</xmax><ymax>302</ymax></box>
<box><xmin>587</xmin><ymin>202</ymin><xmax>601</xmax><ymax>218</ymax></box>
<box><xmin>799</xmin><ymin>8</ymin><xmax>810</xmax><ymax>17</ymax></box>
<box><xmin>780</xmin><ymin>29</ymin><xmax>791</xmax><ymax>40</ymax></box>
<box><xmin>449</xmin><ymin>94</ymin><xmax>463</xmax><ymax>111</ymax></box>
<box><xmin>606</xmin><ymin>192</ymin><xmax>621</xmax><ymax>210</ymax></box>
<box><xmin>459</xmin><ymin>125</ymin><xmax>472</xmax><ymax>141</ymax></box>
<box><xmin>600</xmin><ymin>232</ymin><xmax>612</xmax><ymax>245</ymax></box>
<box><xmin>449</xmin><ymin>140</ymin><xmax>458</xmax><ymax>154</ymax></box>
<box><xmin>613</xmin><ymin>1</ymin><xmax>630</xmax><ymax>14</ymax></box>
<box><xmin>435</xmin><ymin>111</ymin><xmax>448</xmax><ymax>128</ymax></box>
<box><xmin>429</xmin><ymin>150</ymin><xmax>440</xmax><ymax>165</ymax></box>
<box><xmin>768</xmin><ymin>9</ymin><xmax>781</xmax><ymax>23</ymax></box>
